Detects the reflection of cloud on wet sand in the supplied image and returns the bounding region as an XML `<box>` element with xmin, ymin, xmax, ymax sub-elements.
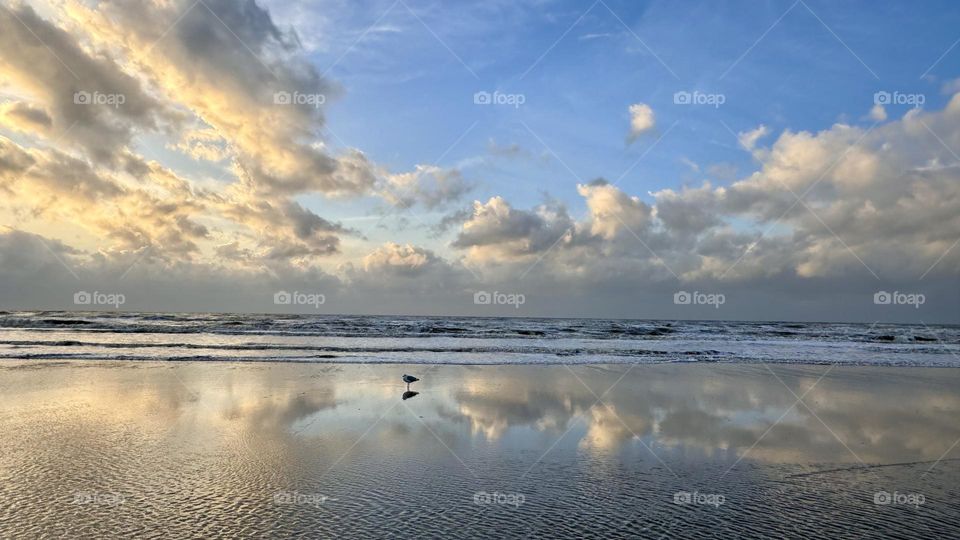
<box><xmin>222</xmin><ymin>391</ymin><xmax>338</xmax><ymax>432</ymax></box>
<box><xmin>2</xmin><ymin>362</ymin><xmax>959</xmax><ymax>473</ymax></box>
<box><xmin>579</xmin><ymin>404</ymin><xmax>652</xmax><ymax>451</ymax></box>
<box><xmin>451</xmin><ymin>389</ymin><xmax>576</xmax><ymax>439</ymax></box>
<box><xmin>0</xmin><ymin>362</ymin><xmax>339</xmax><ymax>434</ymax></box>
<box><xmin>447</xmin><ymin>365</ymin><xmax>960</xmax><ymax>465</ymax></box>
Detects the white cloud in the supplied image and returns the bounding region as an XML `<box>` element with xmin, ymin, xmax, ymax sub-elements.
<box><xmin>737</xmin><ymin>124</ymin><xmax>769</xmax><ymax>151</ymax></box>
<box><xmin>628</xmin><ymin>103</ymin><xmax>655</xmax><ymax>141</ymax></box>
<box><xmin>941</xmin><ymin>77</ymin><xmax>960</xmax><ymax>95</ymax></box>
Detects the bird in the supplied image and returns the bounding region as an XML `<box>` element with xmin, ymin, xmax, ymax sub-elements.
<box><xmin>402</xmin><ymin>374</ymin><xmax>419</xmax><ymax>390</ymax></box>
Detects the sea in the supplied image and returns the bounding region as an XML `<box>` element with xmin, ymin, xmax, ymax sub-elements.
<box><xmin>1</xmin><ymin>311</ymin><xmax>957</xmax><ymax>366</ymax></box>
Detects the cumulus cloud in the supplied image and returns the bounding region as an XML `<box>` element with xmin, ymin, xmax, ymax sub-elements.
<box><xmin>577</xmin><ymin>179</ymin><xmax>652</xmax><ymax>240</ymax></box>
<box><xmin>627</xmin><ymin>102</ymin><xmax>655</xmax><ymax>141</ymax></box>
<box><xmin>0</xmin><ymin>0</ymin><xmax>477</xmax><ymax>274</ymax></box>
<box><xmin>444</xmin><ymin>95</ymin><xmax>960</xmax><ymax>292</ymax></box>
<box><xmin>452</xmin><ymin>196</ymin><xmax>577</xmax><ymax>265</ymax></box>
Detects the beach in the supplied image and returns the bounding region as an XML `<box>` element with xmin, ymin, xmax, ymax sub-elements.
<box><xmin>1</xmin><ymin>358</ymin><xmax>958</xmax><ymax>538</ymax></box>
<box><xmin>3</xmin><ymin>0</ymin><xmax>959</xmax><ymax>536</ymax></box>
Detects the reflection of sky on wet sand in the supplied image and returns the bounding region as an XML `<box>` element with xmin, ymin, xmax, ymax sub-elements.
<box><xmin>2</xmin><ymin>362</ymin><xmax>959</xmax><ymax>465</ymax></box>
<box><xmin>1</xmin><ymin>361</ymin><xmax>958</xmax><ymax>537</ymax></box>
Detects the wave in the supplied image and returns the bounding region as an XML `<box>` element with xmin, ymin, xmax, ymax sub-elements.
<box><xmin>1</xmin><ymin>312</ymin><xmax>957</xmax><ymax>343</ymax></box>
<box><xmin>1</xmin><ymin>312</ymin><xmax>958</xmax><ymax>366</ymax></box>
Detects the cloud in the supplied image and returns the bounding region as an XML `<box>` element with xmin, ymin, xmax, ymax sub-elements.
<box><xmin>0</xmin><ymin>0</ymin><xmax>957</xmax><ymax>321</ymax></box>
<box><xmin>361</xmin><ymin>242</ymin><xmax>443</xmax><ymax>275</ymax></box>
<box><xmin>652</xmin><ymin>182</ymin><xmax>721</xmax><ymax>238</ymax></box>
<box><xmin>578</xmin><ymin>32</ymin><xmax>616</xmax><ymax>41</ymax></box>
<box><xmin>485</xmin><ymin>139</ymin><xmax>527</xmax><ymax>159</ymax></box>
<box><xmin>0</xmin><ymin>4</ymin><xmax>176</xmax><ymax>163</ymax></box>
<box><xmin>737</xmin><ymin>124</ymin><xmax>769</xmax><ymax>151</ymax></box>
<box><xmin>381</xmin><ymin>165</ymin><xmax>473</xmax><ymax>210</ymax></box>
<box><xmin>451</xmin><ymin>196</ymin><xmax>577</xmax><ymax>265</ymax></box>
<box><xmin>443</xmin><ymin>94</ymin><xmax>960</xmax><ymax>291</ymax></box>
<box><xmin>869</xmin><ymin>104</ymin><xmax>887</xmax><ymax>122</ymax></box>
<box><xmin>627</xmin><ymin>102</ymin><xmax>655</xmax><ymax>141</ymax></box>
<box><xmin>59</xmin><ymin>0</ymin><xmax>445</xmax><ymax>205</ymax></box>
<box><xmin>340</xmin><ymin>242</ymin><xmax>471</xmax><ymax>304</ymax></box>
<box><xmin>0</xmin><ymin>0</ymin><xmax>482</xmax><ymax>272</ymax></box>
<box><xmin>0</xmin><ymin>137</ymin><xmax>213</xmax><ymax>257</ymax></box>
<box><xmin>577</xmin><ymin>179</ymin><xmax>652</xmax><ymax>240</ymax></box>
<box><xmin>941</xmin><ymin>77</ymin><xmax>960</xmax><ymax>95</ymax></box>
<box><xmin>0</xmin><ymin>102</ymin><xmax>53</xmax><ymax>132</ymax></box>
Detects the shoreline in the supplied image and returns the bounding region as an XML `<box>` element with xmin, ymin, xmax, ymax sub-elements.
<box><xmin>4</xmin><ymin>357</ymin><xmax>960</xmax><ymax>368</ymax></box>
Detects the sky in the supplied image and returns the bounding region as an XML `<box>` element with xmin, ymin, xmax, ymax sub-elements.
<box><xmin>0</xmin><ymin>0</ymin><xmax>958</xmax><ymax>321</ymax></box>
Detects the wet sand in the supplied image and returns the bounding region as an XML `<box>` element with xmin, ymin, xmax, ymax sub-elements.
<box><xmin>0</xmin><ymin>361</ymin><xmax>958</xmax><ymax>538</ymax></box>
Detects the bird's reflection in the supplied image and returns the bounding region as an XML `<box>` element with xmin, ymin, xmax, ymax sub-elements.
<box><xmin>402</xmin><ymin>390</ymin><xmax>419</xmax><ymax>401</ymax></box>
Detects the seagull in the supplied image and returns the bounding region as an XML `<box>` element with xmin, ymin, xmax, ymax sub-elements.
<box><xmin>402</xmin><ymin>374</ymin><xmax>419</xmax><ymax>389</ymax></box>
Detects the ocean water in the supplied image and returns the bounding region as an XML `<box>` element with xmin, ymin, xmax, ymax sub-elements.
<box><xmin>0</xmin><ymin>362</ymin><xmax>957</xmax><ymax>538</ymax></box>
<box><xmin>0</xmin><ymin>311</ymin><xmax>958</xmax><ymax>366</ymax></box>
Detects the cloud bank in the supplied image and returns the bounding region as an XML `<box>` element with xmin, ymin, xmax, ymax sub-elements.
<box><xmin>0</xmin><ymin>1</ymin><xmax>957</xmax><ymax>321</ymax></box>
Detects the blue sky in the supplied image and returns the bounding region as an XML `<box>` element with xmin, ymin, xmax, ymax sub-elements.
<box><xmin>281</xmin><ymin>0</ymin><xmax>960</xmax><ymax>253</ymax></box>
